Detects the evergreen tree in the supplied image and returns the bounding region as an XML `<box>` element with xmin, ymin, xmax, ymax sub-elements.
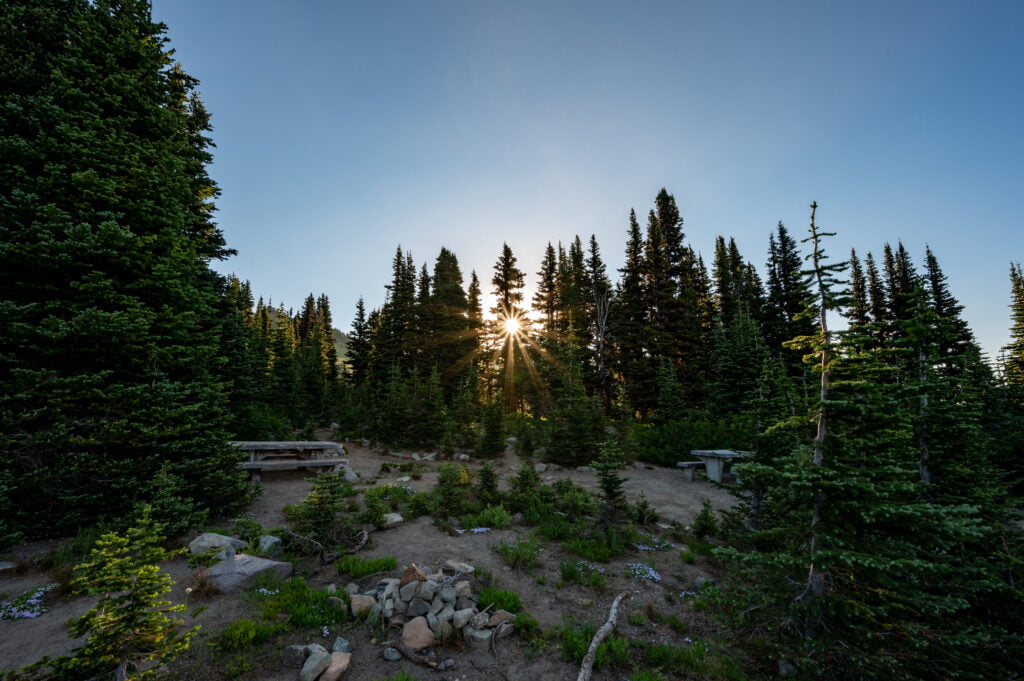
<box><xmin>347</xmin><ymin>297</ymin><xmax>371</xmax><ymax>386</ymax></box>
<box><xmin>0</xmin><ymin>0</ymin><xmax>250</xmax><ymax>538</ymax></box>
<box><xmin>611</xmin><ymin>209</ymin><xmax>651</xmax><ymax>416</ymax></box>
<box><xmin>1007</xmin><ymin>263</ymin><xmax>1024</xmax><ymax>391</ymax></box>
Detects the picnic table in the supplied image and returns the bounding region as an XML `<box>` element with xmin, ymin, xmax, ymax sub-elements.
<box><xmin>687</xmin><ymin>449</ymin><xmax>752</xmax><ymax>483</ymax></box>
<box><xmin>231</xmin><ymin>441</ymin><xmax>348</xmax><ymax>481</ymax></box>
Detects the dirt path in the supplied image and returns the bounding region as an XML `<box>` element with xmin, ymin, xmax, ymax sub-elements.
<box><xmin>1</xmin><ymin>442</ymin><xmax>739</xmax><ymax>680</ymax></box>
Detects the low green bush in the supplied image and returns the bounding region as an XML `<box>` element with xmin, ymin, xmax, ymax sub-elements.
<box><xmin>462</xmin><ymin>504</ymin><xmax>512</xmax><ymax>529</ymax></box>
<box><xmin>210</xmin><ymin>618</ymin><xmax>281</xmax><ymax>651</ymax></box>
<box><xmin>497</xmin><ymin>537</ymin><xmax>541</xmax><ymax>569</ymax></box>
<box><xmin>337</xmin><ymin>554</ymin><xmax>398</xmax><ymax>578</ymax></box>
<box><xmin>477</xmin><ymin>586</ymin><xmax>523</xmax><ymax>613</ymax></box>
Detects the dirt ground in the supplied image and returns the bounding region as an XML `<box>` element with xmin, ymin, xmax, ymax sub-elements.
<box><xmin>0</xmin><ymin>441</ymin><xmax>739</xmax><ymax>681</ymax></box>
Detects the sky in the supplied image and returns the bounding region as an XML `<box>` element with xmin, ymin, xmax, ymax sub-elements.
<box><xmin>153</xmin><ymin>0</ymin><xmax>1024</xmax><ymax>361</ymax></box>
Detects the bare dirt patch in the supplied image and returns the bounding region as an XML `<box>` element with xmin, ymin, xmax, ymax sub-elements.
<box><xmin>1</xmin><ymin>441</ymin><xmax>738</xmax><ymax>680</ymax></box>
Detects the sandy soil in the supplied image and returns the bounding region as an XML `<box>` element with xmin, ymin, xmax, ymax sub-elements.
<box><xmin>1</xmin><ymin>441</ymin><xmax>738</xmax><ymax>680</ymax></box>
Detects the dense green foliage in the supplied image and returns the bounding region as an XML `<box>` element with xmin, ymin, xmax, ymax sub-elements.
<box><xmin>0</xmin><ymin>0</ymin><xmax>251</xmax><ymax>541</ymax></box>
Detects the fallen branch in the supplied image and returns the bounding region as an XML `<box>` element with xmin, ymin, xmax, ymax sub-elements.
<box><xmin>389</xmin><ymin>642</ymin><xmax>439</xmax><ymax>668</ymax></box>
<box><xmin>577</xmin><ymin>592</ymin><xmax>629</xmax><ymax>681</ymax></box>
<box><xmin>284</xmin><ymin>528</ymin><xmax>368</xmax><ymax>565</ymax></box>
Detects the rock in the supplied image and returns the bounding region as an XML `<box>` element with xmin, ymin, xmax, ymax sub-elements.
<box><xmin>257</xmin><ymin>535</ymin><xmax>282</xmax><ymax>557</ymax></box>
<box><xmin>299</xmin><ymin>645</ymin><xmax>331</xmax><ymax>681</ymax></box>
<box><xmin>0</xmin><ymin>561</ymin><xmax>16</xmax><ymax>573</ymax></box>
<box><xmin>576</xmin><ymin>465</ymin><xmax>591</xmax><ymax>472</ymax></box>
<box><xmin>383</xmin><ymin>598</ymin><xmax>395</xmax><ymax>618</ymax></box>
<box><xmin>361</xmin><ymin>438</ymin><xmax>371</xmax><ymax>448</ymax></box>
<box><xmin>431</xmin><ymin>618</ymin><xmax>453</xmax><ymax>639</ymax></box>
<box><xmin>487</xmin><ymin>609</ymin><xmax>514</xmax><ymax>627</ymax></box>
<box><xmin>446</xmin><ymin>560</ymin><xmax>475</xmax><ymax>574</ymax></box>
<box><xmin>422</xmin><ymin>452</ymin><xmax>436</xmax><ymax>461</ymax></box>
<box><xmin>188</xmin><ymin>532</ymin><xmax>246</xmax><ymax>560</ymax></box>
<box><xmin>389</xmin><ymin>614</ymin><xmax>407</xmax><ymax>628</ymax></box>
<box><xmin>392</xmin><ymin>597</ymin><xmax>407</xmax><ymax>615</ymax></box>
<box><xmin>396</xmin><ymin>475</ymin><xmax>411</xmax><ymax>482</ymax></box>
<box><xmin>344</xmin><ymin>582</ymin><xmax>361</xmax><ymax>595</ymax></box>
<box><xmin>407</xmin><ymin>598</ymin><xmax>430</xmax><ymax>618</ymax></box>
<box><xmin>495</xmin><ymin>621</ymin><xmax>516</xmax><ymax>639</ymax></box>
<box><xmin>383</xmin><ymin>647</ymin><xmax>402</xmax><ymax>662</ymax></box>
<box><xmin>342</xmin><ymin>466</ymin><xmax>360</xmax><ymax>483</ymax></box>
<box><xmin>411</xmin><ymin>453</ymin><xmax>421</xmax><ymax>461</ymax></box>
<box><xmin>779</xmin><ymin>659</ymin><xmax>798</xmax><ymax>678</ymax></box>
<box><xmin>319</xmin><ymin>652</ymin><xmax>352</xmax><ymax>681</ymax></box>
<box><xmin>452</xmin><ymin>607</ymin><xmax>475</xmax><ymax>629</ymax></box>
<box><xmin>402</xmin><ymin>616</ymin><xmax>436</xmax><ymax>651</ymax></box>
<box><xmin>282</xmin><ymin>644</ymin><xmax>308</xmax><ymax>667</ymax></box>
<box><xmin>453</xmin><ymin>580</ymin><xmax>473</xmax><ymax>597</ymax></box>
<box><xmin>463</xmin><ymin>626</ymin><xmax>492</xmax><ymax>648</ymax></box>
<box><xmin>694</xmin><ymin>575</ymin><xmax>716</xmax><ymax>591</ymax></box>
<box><xmin>399</xmin><ymin>563</ymin><xmax>427</xmax><ymax>587</ymax></box>
<box><xmin>437</xmin><ymin>604</ymin><xmax>455</xmax><ymax>623</ymax></box>
<box><xmin>429</xmin><ymin>596</ymin><xmax>444</xmax><ymax>615</ymax></box>
<box><xmin>453</xmin><ymin>453</ymin><xmax>470</xmax><ymax>461</ymax></box>
<box><xmin>437</xmin><ymin>658</ymin><xmax>455</xmax><ymax>671</ymax></box>
<box><xmin>331</xmin><ymin>636</ymin><xmax>352</xmax><ymax>654</ymax></box>
<box><xmin>417</xmin><ymin>579</ymin><xmax>438</xmax><ymax>601</ymax></box>
<box><xmin>534</xmin><ymin>463</ymin><xmax>548</xmax><ymax>473</ymax></box>
<box><xmin>439</xmin><ymin>584</ymin><xmax>457</xmax><ymax>603</ymax></box>
<box><xmin>469</xmin><ymin>611</ymin><xmax>490</xmax><ymax>629</ymax></box>
<box><xmin>455</xmin><ymin>596</ymin><xmax>475</xmax><ymax>611</ymax></box>
<box><xmin>325</xmin><ymin>583</ymin><xmax>337</xmax><ymax>594</ymax></box>
<box><xmin>327</xmin><ymin>596</ymin><xmax>347</xmax><ymax>612</ymax></box>
<box><xmin>349</xmin><ymin>594</ymin><xmax>377</xmax><ymax>617</ymax></box>
<box><xmin>205</xmin><ymin>554</ymin><xmax>293</xmax><ymax>594</ymax></box>
<box><xmin>366</xmin><ymin>600</ymin><xmax>383</xmax><ymax>623</ymax></box>
<box><xmin>399</xmin><ymin>580</ymin><xmax>420</xmax><ymax>602</ymax></box>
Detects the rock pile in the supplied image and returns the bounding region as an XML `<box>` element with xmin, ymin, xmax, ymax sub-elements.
<box><xmin>283</xmin><ymin>560</ymin><xmax>514</xmax><ymax>680</ymax></box>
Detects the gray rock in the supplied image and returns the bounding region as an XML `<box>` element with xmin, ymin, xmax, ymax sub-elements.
<box><xmin>396</xmin><ymin>475</ymin><xmax>411</xmax><ymax>482</ymax></box>
<box><xmin>349</xmin><ymin>594</ymin><xmax>377</xmax><ymax>617</ymax></box>
<box><xmin>411</xmin><ymin>453</ymin><xmax>421</xmax><ymax>461</ymax></box>
<box><xmin>299</xmin><ymin>645</ymin><xmax>331</xmax><ymax>681</ymax></box>
<box><xmin>437</xmin><ymin>604</ymin><xmax>455</xmax><ymax>624</ymax></box>
<box><xmin>383</xmin><ymin>647</ymin><xmax>402</xmax><ymax>662</ymax></box>
<box><xmin>402</xmin><ymin>616</ymin><xmax>436</xmax><ymax>651</ymax></box>
<box><xmin>422</xmin><ymin>452</ymin><xmax>436</xmax><ymax>461</ymax></box>
<box><xmin>189</xmin><ymin>532</ymin><xmax>247</xmax><ymax>555</ymax></box>
<box><xmin>344</xmin><ymin>582</ymin><xmax>361</xmax><ymax>595</ymax></box>
<box><xmin>326</xmin><ymin>596</ymin><xmax>347</xmax><ymax>612</ymax></box>
<box><xmin>417</xmin><ymin>579</ymin><xmax>438</xmax><ymax>601</ymax></box>
<box><xmin>454</xmin><ymin>453</ymin><xmax>470</xmax><ymax>461</ymax></box>
<box><xmin>407</xmin><ymin>597</ymin><xmax>430</xmax><ymax>618</ymax></box>
<box><xmin>452</xmin><ymin>607</ymin><xmax>475</xmax><ymax>629</ymax></box>
<box><xmin>282</xmin><ymin>644</ymin><xmax>308</xmax><ymax>667</ymax></box>
<box><xmin>257</xmin><ymin>535</ymin><xmax>282</xmax><ymax>557</ymax></box>
<box><xmin>463</xmin><ymin>626</ymin><xmax>492</xmax><ymax>648</ymax></box>
<box><xmin>470</xmin><ymin>610</ymin><xmax>490</xmax><ymax>629</ymax></box>
<box><xmin>431</xmin><ymin>618</ymin><xmax>453</xmax><ymax>639</ymax></box>
<box><xmin>383</xmin><ymin>597</ymin><xmax>395</xmax><ymax>618</ymax></box>
<box><xmin>361</xmin><ymin>438</ymin><xmax>371</xmax><ymax>448</ymax></box>
<box><xmin>455</xmin><ymin>596</ymin><xmax>475</xmax><ymax>611</ymax></box>
<box><xmin>366</xmin><ymin>600</ymin><xmax>383</xmax><ymax>623</ymax></box>
<box><xmin>205</xmin><ymin>554</ymin><xmax>293</xmax><ymax>594</ymax></box>
<box><xmin>342</xmin><ymin>466</ymin><xmax>360</xmax><ymax>483</ymax></box>
<box><xmin>393</xmin><ymin>597</ymin><xmax>407</xmax><ymax>615</ymax></box>
<box><xmin>331</xmin><ymin>636</ymin><xmax>352</xmax><ymax>654</ymax></box>
<box><xmin>0</xmin><ymin>561</ymin><xmax>16</xmax><ymax>573</ymax></box>
<box><xmin>495</xmin><ymin>622</ymin><xmax>516</xmax><ymax>639</ymax></box>
<box><xmin>439</xmin><ymin>585</ymin><xmax>457</xmax><ymax>603</ymax></box>
<box><xmin>437</xmin><ymin>658</ymin><xmax>455</xmax><ymax>671</ymax></box>
<box><xmin>325</xmin><ymin>583</ymin><xmax>337</xmax><ymax>594</ymax></box>
<box><xmin>534</xmin><ymin>463</ymin><xmax>548</xmax><ymax>473</ymax></box>
<box><xmin>399</xmin><ymin>580</ymin><xmax>422</xmax><ymax>602</ymax></box>
<box><xmin>429</xmin><ymin>595</ymin><xmax>444</xmax><ymax>615</ymax></box>
<box><xmin>576</xmin><ymin>465</ymin><xmax>591</xmax><ymax>472</ymax></box>
<box><xmin>453</xmin><ymin>580</ymin><xmax>473</xmax><ymax>597</ymax></box>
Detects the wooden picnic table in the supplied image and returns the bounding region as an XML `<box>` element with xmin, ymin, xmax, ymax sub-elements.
<box><xmin>688</xmin><ymin>449</ymin><xmax>752</xmax><ymax>483</ymax></box>
<box><xmin>230</xmin><ymin>441</ymin><xmax>347</xmax><ymax>481</ymax></box>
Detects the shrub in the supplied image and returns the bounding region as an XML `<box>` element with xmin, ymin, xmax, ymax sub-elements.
<box><xmin>557</xmin><ymin>618</ymin><xmax>630</xmax><ymax>670</ymax></box>
<box><xmin>255</xmin><ymin>575</ymin><xmax>349</xmax><ymax>628</ymax></box>
<box><xmin>462</xmin><ymin>504</ymin><xmax>512</xmax><ymax>529</ymax></box>
<box><xmin>559</xmin><ymin>560</ymin><xmax>607</xmax><ymax>590</ymax></box>
<box><xmin>497</xmin><ymin>537</ymin><xmax>541</xmax><ymax>569</ymax></box>
<box><xmin>210</xmin><ymin>618</ymin><xmax>280</xmax><ymax>651</ymax></box>
<box><xmin>474</xmin><ymin>460</ymin><xmax>502</xmax><ymax>507</ymax></box>
<box><xmin>477</xmin><ymin>586</ymin><xmax>523</xmax><ymax>613</ymax></box>
<box><xmin>691</xmin><ymin>499</ymin><xmax>718</xmax><ymax>538</ymax></box>
<box><xmin>433</xmin><ymin>463</ymin><xmax>472</xmax><ymax>518</ymax></box>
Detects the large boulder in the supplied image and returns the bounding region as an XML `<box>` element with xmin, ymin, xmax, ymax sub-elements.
<box><xmin>320</xmin><ymin>652</ymin><xmax>352</xmax><ymax>681</ymax></box>
<box><xmin>205</xmin><ymin>554</ymin><xmax>293</xmax><ymax>594</ymax></box>
<box><xmin>402</xmin><ymin>616</ymin><xmax>435</xmax><ymax>651</ymax></box>
<box><xmin>299</xmin><ymin>645</ymin><xmax>331</xmax><ymax>681</ymax></box>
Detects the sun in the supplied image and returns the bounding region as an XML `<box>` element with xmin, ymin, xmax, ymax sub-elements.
<box><xmin>503</xmin><ymin>316</ymin><xmax>521</xmax><ymax>336</ymax></box>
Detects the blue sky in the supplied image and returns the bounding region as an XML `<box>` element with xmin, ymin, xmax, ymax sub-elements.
<box><xmin>154</xmin><ymin>0</ymin><xmax>1023</xmax><ymax>361</ymax></box>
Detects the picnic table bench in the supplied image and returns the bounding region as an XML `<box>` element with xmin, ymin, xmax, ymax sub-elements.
<box><xmin>231</xmin><ymin>441</ymin><xmax>348</xmax><ymax>481</ymax></box>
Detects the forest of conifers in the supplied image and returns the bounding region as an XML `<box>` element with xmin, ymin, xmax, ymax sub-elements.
<box><xmin>1</xmin><ymin>2</ymin><xmax>1022</xmax><ymax>680</ymax></box>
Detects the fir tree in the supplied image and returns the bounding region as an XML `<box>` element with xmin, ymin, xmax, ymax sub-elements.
<box><xmin>0</xmin><ymin>0</ymin><xmax>250</xmax><ymax>537</ymax></box>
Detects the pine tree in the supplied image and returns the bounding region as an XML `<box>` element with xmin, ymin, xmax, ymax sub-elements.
<box><xmin>0</xmin><ymin>0</ymin><xmax>250</xmax><ymax>538</ymax></box>
<box><xmin>1007</xmin><ymin>263</ymin><xmax>1024</xmax><ymax>391</ymax></box>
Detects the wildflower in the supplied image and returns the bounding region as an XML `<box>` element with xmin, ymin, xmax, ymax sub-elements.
<box><xmin>625</xmin><ymin>563</ymin><xmax>662</xmax><ymax>583</ymax></box>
